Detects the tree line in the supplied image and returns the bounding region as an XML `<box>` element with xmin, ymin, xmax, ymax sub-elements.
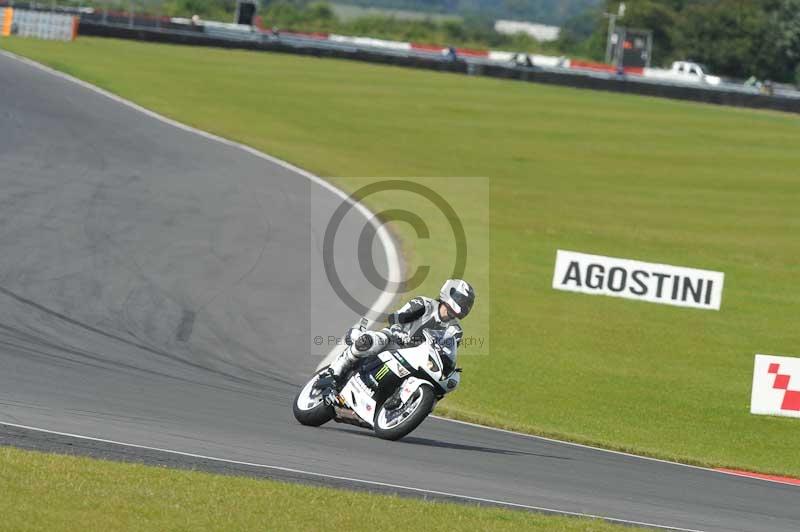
<box><xmin>336</xmin><ymin>0</ymin><xmax>601</xmax><ymax>26</ymax></box>
<box><xmin>559</xmin><ymin>0</ymin><xmax>800</xmax><ymax>83</ymax></box>
<box><xmin>261</xmin><ymin>1</ymin><xmax>558</xmax><ymax>53</ymax></box>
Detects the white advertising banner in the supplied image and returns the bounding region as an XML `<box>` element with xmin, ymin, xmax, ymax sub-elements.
<box><xmin>751</xmin><ymin>354</ymin><xmax>800</xmax><ymax>419</ymax></box>
<box><xmin>552</xmin><ymin>250</ymin><xmax>725</xmax><ymax>310</ymax></box>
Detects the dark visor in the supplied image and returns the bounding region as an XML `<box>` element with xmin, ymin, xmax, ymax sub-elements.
<box><xmin>449</xmin><ymin>287</ymin><xmax>472</xmax><ymax>317</ymax></box>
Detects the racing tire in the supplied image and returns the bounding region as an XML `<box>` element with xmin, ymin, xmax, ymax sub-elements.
<box><xmin>374</xmin><ymin>385</ymin><xmax>435</xmax><ymax>441</ymax></box>
<box><xmin>292</xmin><ymin>371</ymin><xmax>335</xmax><ymax>427</ymax></box>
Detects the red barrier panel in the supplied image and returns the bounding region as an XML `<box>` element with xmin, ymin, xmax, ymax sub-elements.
<box><xmin>284</xmin><ymin>30</ymin><xmax>329</xmax><ymax>40</ymax></box>
<box><xmin>569</xmin><ymin>60</ymin><xmax>644</xmax><ymax>76</ymax></box>
<box><xmin>455</xmin><ymin>47</ymin><xmax>489</xmax><ymax>58</ymax></box>
<box><xmin>569</xmin><ymin>59</ymin><xmax>615</xmax><ymax>73</ymax></box>
<box><xmin>410</xmin><ymin>42</ymin><xmax>444</xmax><ymax>53</ymax></box>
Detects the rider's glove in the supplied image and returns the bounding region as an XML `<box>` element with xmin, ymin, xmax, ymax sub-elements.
<box><xmin>389</xmin><ymin>325</ymin><xmax>411</xmax><ymax>346</ymax></box>
<box><xmin>344</xmin><ymin>328</ymin><xmax>360</xmax><ymax>346</ymax></box>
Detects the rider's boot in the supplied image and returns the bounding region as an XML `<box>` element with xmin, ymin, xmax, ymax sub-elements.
<box><xmin>320</xmin><ymin>331</ymin><xmax>377</xmax><ymax>385</ymax></box>
<box><xmin>316</xmin><ymin>331</ymin><xmax>384</xmax><ymax>403</ymax></box>
<box><xmin>314</xmin><ymin>347</ymin><xmax>357</xmax><ymax>403</ymax></box>
<box><xmin>313</xmin><ymin>367</ymin><xmax>337</xmax><ymax>391</ymax></box>
<box><xmin>328</xmin><ymin>347</ymin><xmax>358</xmax><ymax>382</ymax></box>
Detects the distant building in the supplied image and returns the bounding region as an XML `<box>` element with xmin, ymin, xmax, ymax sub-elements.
<box><xmin>494</xmin><ymin>20</ymin><xmax>560</xmax><ymax>42</ymax></box>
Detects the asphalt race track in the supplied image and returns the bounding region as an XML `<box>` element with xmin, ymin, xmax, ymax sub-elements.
<box><xmin>1</xmin><ymin>52</ymin><xmax>798</xmax><ymax>532</ymax></box>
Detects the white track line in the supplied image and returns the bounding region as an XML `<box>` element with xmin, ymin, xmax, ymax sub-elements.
<box><xmin>711</xmin><ymin>469</ymin><xmax>800</xmax><ymax>488</ymax></box>
<box><xmin>0</xmin><ymin>421</ymin><xmax>702</xmax><ymax>532</ymax></box>
<box><xmin>429</xmin><ymin>417</ymin><xmax>800</xmax><ymax>489</ymax></box>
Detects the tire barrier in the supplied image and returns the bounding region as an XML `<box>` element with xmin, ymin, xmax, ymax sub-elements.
<box><xmin>0</xmin><ymin>8</ymin><xmax>76</xmax><ymax>41</ymax></box>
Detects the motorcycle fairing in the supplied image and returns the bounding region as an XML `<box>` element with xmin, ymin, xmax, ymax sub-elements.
<box><xmin>340</xmin><ymin>373</ymin><xmax>378</xmax><ymax>427</ymax></box>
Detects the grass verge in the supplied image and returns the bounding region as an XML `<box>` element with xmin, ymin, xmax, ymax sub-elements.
<box><xmin>0</xmin><ymin>446</ymin><xmax>638</xmax><ymax>531</ymax></box>
<box><xmin>2</xmin><ymin>36</ymin><xmax>800</xmax><ymax>476</ymax></box>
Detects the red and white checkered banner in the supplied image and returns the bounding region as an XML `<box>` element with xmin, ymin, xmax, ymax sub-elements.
<box><xmin>751</xmin><ymin>354</ymin><xmax>800</xmax><ymax>418</ymax></box>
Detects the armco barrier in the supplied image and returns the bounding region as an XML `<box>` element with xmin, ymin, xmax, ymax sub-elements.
<box><xmin>77</xmin><ymin>22</ymin><xmax>467</xmax><ymax>74</ymax></box>
<box><xmin>476</xmin><ymin>63</ymin><xmax>800</xmax><ymax>114</ymax></box>
<box><xmin>75</xmin><ymin>20</ymin><xmax>800</xmax><ymax>114</ymax></box>
<box><xmin>79</xmin><ymin>12</ymin><xmax>203</xmax><ymax>33</ymax></box>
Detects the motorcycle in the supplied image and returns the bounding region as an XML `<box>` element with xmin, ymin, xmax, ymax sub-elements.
<box><xmin>293</xmin><ymin>319</ymin><xmax>462</xmax><ymax>440</ymax></box>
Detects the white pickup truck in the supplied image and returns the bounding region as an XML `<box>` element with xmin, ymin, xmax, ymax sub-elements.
<box><xmin>644</xmin><ymin>61</ymin><xmax>722</xmax><ymax>86</ymax></box>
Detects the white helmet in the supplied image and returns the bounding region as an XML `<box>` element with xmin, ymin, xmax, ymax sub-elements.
<box><xmin>439</xmin><ymin>279</ymin><xmax>475</xmax><ymax>319</ymax></box>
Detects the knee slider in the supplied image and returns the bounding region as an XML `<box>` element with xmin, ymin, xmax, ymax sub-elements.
<box><xmin>354</xmin><ymin>333</ymin><xmax>373</xmax><ymax>352</ymax></box>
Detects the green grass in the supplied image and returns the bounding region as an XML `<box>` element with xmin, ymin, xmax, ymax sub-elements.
<box><xmin>2</xmin><ymin>36</ymin><xmax>800</xmax><ymax>477</ymax></box>
<box><xmin>0</xmin><ymin>446</ymin><xmax>635</xmax><ymax>531</ymax></box>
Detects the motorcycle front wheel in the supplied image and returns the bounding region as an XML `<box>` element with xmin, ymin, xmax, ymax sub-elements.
<box><xmin>292</xmin><ymin>371</ymin><xmax>335</xmax><ymax>427</ymax></box>
<box><xmin>374</xmin><ymin>385</ymin><xmax>435</xmax><ymax>441</ymax></box>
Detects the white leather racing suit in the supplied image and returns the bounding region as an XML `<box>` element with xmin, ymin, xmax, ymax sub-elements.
<box><xmin>328</xmin><ymin>296</ymin><xmax>463</xmax><ymax>379</ymax></box>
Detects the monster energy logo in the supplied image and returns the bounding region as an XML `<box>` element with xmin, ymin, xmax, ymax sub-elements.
<box><xmin>375</xmin><ymin>364</ymin><xmax>391</xmax><ymax>381</ymax></box>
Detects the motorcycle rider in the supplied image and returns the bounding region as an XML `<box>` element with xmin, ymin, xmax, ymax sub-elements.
<box><xmin>319</xmin><ymin>279</ymin><xmax>475</xmax><ymax>392</ymax></box>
